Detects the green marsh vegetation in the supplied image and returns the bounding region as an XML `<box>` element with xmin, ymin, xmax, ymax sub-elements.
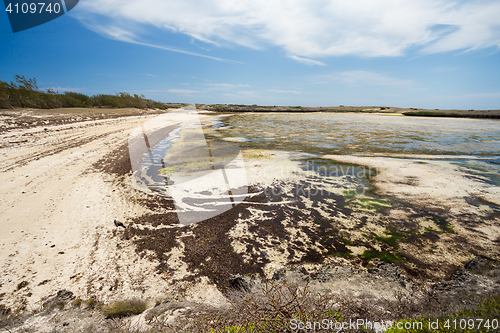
<box><xmin>403</xmin><ymin>110</ymin><xmax>500</xmax><ymax>119</ymax></box>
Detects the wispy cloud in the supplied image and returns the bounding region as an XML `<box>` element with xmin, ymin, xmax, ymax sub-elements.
<box><xmin>224</xmin><ymin>90</ymin><xmax>259</xmax><ymax>98</ymax></box>
<box><xmin>76</xmin><ymin>20</ymin><xmax>243</xmax><ymax>64</ymax></box>
<box><xmin>167</xmin><ymin>89</ymin><xmax>199</xmax><ymax>94</ymax></box>
<box><xmin>454</xmin><ymin>91</ymin><xmax>500</xmax><ymax>98</ymax></box>
<box><xmin>204</xmin><ymin>83</ymin><xmax>251</xmax><ymax>90</ymax></box>
<box><xmin>269</xmin><ymin>89</ymin><xmax>302</xmax><ymax>95</ymax></box>
<box><xmin>41</xmin><ymin>86</ymin><xmax>85</xmax><ymax>92</ymax></box>
<box><xmin>151</xmin><ymin>83</ymin><xmax>252</xmax><ymax>96</ymax></box>
<box><xmin>433</xmin><ymin>66</ymin><xmax>458</xmax><ymax>73</ymax></box>
<box><xmin>287</xmin><ymin>55</ymin><xmax>325</xmax><ymax>66</ymax></box>
<box><xmin>75</xmin><ymin>0</ymin><xmax>500</xmax><ymax>61</ymax></box>
<box><xmin>314</xmin><ymin>71</ymin><xmax>414</xmax><ymax>87</ymax></box>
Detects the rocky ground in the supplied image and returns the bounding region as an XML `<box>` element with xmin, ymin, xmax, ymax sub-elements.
<box><xmin>1</xmin><ymin>257</ymin><xmax>499</xmax><ymax>332</ymax></box>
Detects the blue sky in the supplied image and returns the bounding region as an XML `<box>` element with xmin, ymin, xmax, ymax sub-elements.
<box><xmin>1</xmin><ymin>0</ymin><xmax>500</xmax><ymax>109</ymax></box>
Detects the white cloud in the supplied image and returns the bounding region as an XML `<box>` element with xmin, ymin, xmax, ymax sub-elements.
<box><xmin>269</xmin><ymin>89</ymin><xmax>302</xmax><ymax>95</ymax></box>
<box><xmin>287</xmin><ymin>55</ymin><xmax>325</xmax><ymax>66</ymax></box>
<box><xmin>458</xmin><ymin>91</ymin><xmax>500</xmax><ymax>98</ymax></box>
<box><xmin>75</xmin><ymin>0</ymin><xmax>500</xmax><ymax>61</ymax></box>
<box><xmin>76</xmin><ymin>20</ymin><xmax>242</xmax><ymax>63</ymax></box>
<box><xmin>167</xmin><ymin>89</ymin><xmax>199</xmax><ymax>94</ymax></box>
<box><xmin>314</xmin><ymin>71</ymin><xmax>414</xmax><ymax>87</ymax></box>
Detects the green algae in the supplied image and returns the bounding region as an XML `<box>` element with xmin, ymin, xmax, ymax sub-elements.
<box><xmin>332</xmin><ymin>252</ymin><xmax>353</xmax><ymax>258</ymax></box>
<box><xmin>340</xmin><ymin>238</ymin><xmax>352</xmax><ymax>246</ymax></box>
<box><xmin>360</xmin><ymin>250</ymin><xmax>403</xmax><ymax>263</ymax></box>
<box><xmin>430</xmin><ymin>215</ymin><xmax>455</xmax><ymax>234</ymax></box>
<box><xmin>243</xmin><ymin>151</ymin><xmax>272</xmax><ymax>159</ymax></box>
<box><xmin>373</xmin><ymin>227</ymin><xmax>406</xmax><ymax>249</ymax></box>
<box><xmin>346</xmin><ymin>197</ymin><xmax>392</xmax><ymax>212</ymax></box>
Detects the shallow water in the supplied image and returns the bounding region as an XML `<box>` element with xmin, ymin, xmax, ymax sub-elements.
<box><xmin>129</xmin><ymin>111</ymin><xmax>500</xmax><ymax>276</ymax></box>
<box><xmin>137</xmin><ymin>112</ymin><xmax>500</xmax><ymax>211</ymax></box>
<box><xmin>217</xmin><ymin>113</ymin><xmax>500</xmax><ymax>156</ymax></box>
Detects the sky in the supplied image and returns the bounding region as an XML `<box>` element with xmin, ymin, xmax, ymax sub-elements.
<box><xmin>1</xmin><ymin>0</ymin><xmax>500</xmax><ymax>109</ymax></box>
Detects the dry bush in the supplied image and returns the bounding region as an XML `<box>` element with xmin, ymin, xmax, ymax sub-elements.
<box><xmin>4</xmin><ymin>274</ymin><xmax>498</xmax><ymax>333</ymax></box>
<box><xmin>103</xmin><ymin>299</ymin><xmax>148</xmax><ymax>319</ymax></box>
<box><xmin>166</xmin><ymin>279</ymin><xmax>388</xmax><ymax>332</ymax></box>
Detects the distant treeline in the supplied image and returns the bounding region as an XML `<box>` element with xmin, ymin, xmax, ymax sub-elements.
<box><xmin>0</xmin><ymin>75</ymin><xmax>169</xmax><ymax>110</ymax></box>
<box><xmin>197</xmin><ymin>104</ymin><xmax>393</xmax><ymax>113</ymax></box>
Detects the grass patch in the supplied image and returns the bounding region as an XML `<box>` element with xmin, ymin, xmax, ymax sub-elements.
<box><xmin>85</xmin><ymin>297</ymin><xmax>99</xmax><ymax>309</ymax></box>
<box><xmin>103</xmin><ymin>299</ymin><xmax>148</xmax><ymax>319</ymax></box>
<box><xmin>72</xmin><ymin>297</ymin><xmax>82</xmax><ymax>307</ymax></box>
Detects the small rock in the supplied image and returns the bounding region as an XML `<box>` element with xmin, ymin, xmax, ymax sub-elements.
<box><xmin>114</xmin><ymin>219</ymin><xmax>126</xmax><ymax>228</ymax></box>
<box><xmin>0</xmin><ymin>304</ymin><xmax>11</xmax><ymax>316</ymax></box>
<box><xmin>272</xmin><ymin>266</ymin><xmax>310</xmax><ymax>282</ymax></box>
<box><xmin>17</xmin><ymin>281</ymin><xmax>29</xmax><ymax>290</ymax></box>
<box><xmin>228</xmin><ymin>275</ymin><xmax>250</xmax><ymax>292</ymax></box>
<box><xmin>42</xmin><ymin>289</ymin><xmax>75</xmax><ymax>310</ymax></box>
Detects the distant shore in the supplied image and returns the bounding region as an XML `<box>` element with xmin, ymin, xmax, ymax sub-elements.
<box><xmin>197</xmin><ymin>104</ymin><xmax>500</xmax><ymax>118</ymax></box>
<box><xmin>2</xmin><ymin>105</ymin><xmax>500</xmax><ymax>127</ymax></box>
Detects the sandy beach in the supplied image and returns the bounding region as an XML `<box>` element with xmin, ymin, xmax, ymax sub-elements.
<box><xmin>0</xmin><ymin>110</ymin><xmax>229</xmax><ymax>318</ymax></box>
